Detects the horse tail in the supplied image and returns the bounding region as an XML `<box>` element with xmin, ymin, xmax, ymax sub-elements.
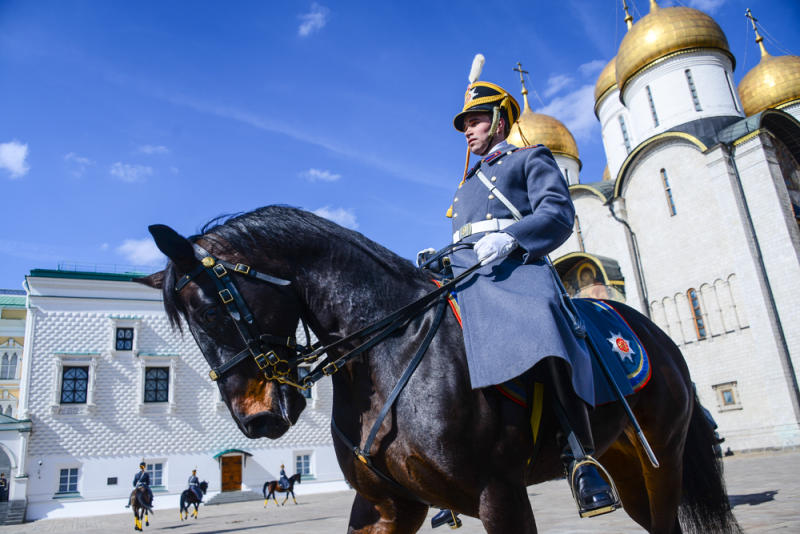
<box><xmin>136</xmin><ymin>490</ymin><xmax>154</xmax><ymax>515</ymax></box>
<box><xmin>263</xmin><ymin>481</ymin><xmax>269</xmax><ymax>498</ymax></box>
<box><xmin>678</xmin><ymin>393</ymin><xmax>741</xmax><ymax>534</ymax></box>
<box><xmin>179</xmin><ymin>490</ymin><xmax>187</xmax><ymax>513</ymax></box>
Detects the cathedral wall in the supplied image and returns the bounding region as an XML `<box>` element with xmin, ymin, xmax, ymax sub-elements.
<box><xmin>596</xmin><ymin>90</ymin><xmax>632</xmax><ymax>179</ymax></box>
<box><xmin>623</xmin><ymin>51</ymin><xmax>742</xmax><ymax>143</ymax></box>
<box><xmin>21</xmin><ymin>276</ymin><xmax>343</xmax><ymax>519</ymax></box>
<box><xmin>621</xmin><ymin>141</ymin><xmax>800</xmax><ymax>450</ymax></box>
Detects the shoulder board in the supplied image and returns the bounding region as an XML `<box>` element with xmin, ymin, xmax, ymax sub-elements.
<box><xmin>515</xmin><ymin>144</ymin><xmax>544</xmax><ymax>151</ymax></box>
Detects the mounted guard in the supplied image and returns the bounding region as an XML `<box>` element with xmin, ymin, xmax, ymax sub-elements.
<box><xmin>428</xmin><ymin>67</ymin><xmax>619</xmax><ymax>526</ymax></box>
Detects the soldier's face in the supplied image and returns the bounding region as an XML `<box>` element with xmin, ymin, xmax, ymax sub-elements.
<box><xmin>463</xmin><ymin>112</ymin><xmax>497</xmax><ymax>156</ymax></box>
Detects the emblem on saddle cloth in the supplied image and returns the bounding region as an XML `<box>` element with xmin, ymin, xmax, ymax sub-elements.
<box><xmin>573</xmin><ymin>299</ymin><xmax>652</xmax><ymax>405</ymax></box>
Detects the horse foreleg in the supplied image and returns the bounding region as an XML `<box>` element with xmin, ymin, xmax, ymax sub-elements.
<box><xmin>478</xmin><ymin>482</ymin><xmax>536</xmax><ymax>534</ymax></box>
<box><xmin>194</xmin><ymin>503</ymin><xmax>199</xmax><ymax>518</ymax></box>
<box><xmin>347</xmin><ymin>492</ymin><xmax>427</xmax><ymax>534</ymax></box>
<box><xmin>291</xmin><ymin>490</ymin><xmax>297</xmax><ymax>505</ymax></box>
<box><xmin>144</xmin><ymin>512</ymin><xmax>149</xmax><ymax>527</ymax></box>
<box><xmin>281</xmin><ymin>493</ymin><xmax>288</xmax><ymax>506</ymax></box>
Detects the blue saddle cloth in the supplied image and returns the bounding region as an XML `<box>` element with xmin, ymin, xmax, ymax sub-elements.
<box><xmin>572</xmin><ymin>298</ymin><xmax>651</xmax><ymax>406</ymax></box>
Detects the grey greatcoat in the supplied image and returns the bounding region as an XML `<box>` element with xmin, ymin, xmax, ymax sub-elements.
<box><xmin>449</xmin><ymin>140</ymin><xmax>594</xmax><ymax>405</ymax></box>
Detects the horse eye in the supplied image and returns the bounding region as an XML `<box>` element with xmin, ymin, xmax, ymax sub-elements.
<box><xmin>202</xmin><ymin>307</ymin><xmax>220</xmax><ymax>324</ymax></box>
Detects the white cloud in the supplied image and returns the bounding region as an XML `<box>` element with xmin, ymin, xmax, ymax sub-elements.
<box><xmin>117</xmin><ymin>238</ymin><xmax>164</xmax><ymax>266</ymax></box>
<box><xmin>298</xmin><ymin>3</ymin><xmax>329</xmax><ymax>37</ymax></box>
<box><xmin>138</xmin><ymin>144</ymin><xmax>170</xmax><ymax>155</ymax></box>
<box><xmin>0</xmin><ymin>140</ymin><xmax>30</xmax><ymax>178</ymax></box>
<box><xmin>110</xmin><ymin>162</ymin><xmax>153</xmax><ymax>183</ymax></box>
<box><xmin>313</xmin><ymin>206</ymin><xmax>358</xmax><ymax>229</ymax></box>
<box><xmin>535</xmin><ymin>84</ymin><xmax>598</xmax><ymax>141</ymax></box>
<box><xmin>64</xmin><ymin>152</ymin><xmax>95</xmax><ymax>177</ymax></box>
<box><xmin>543</xmin><ymin>74</ymin><xmax>574</xmax><ymax>98</ymax></box>
<box><xmin>300</xmin><ymin>168</ymin><xmax>341</xmax><ymax>182</ymax></box>
<box><xmin>578</xmin><ymin>59</ymin><xmax>606</xmax><ymax>78</ymax></box>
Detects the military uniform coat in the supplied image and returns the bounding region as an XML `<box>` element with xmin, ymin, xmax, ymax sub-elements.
<box><xmin>449</xmin><ymin>140</ymin><xmax>594</xmax><ymax>405</ymax></box>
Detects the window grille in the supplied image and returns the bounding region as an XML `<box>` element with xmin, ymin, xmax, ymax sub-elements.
<box><xmin>646</xmin><ymin>85</ymin><xmax>659</xmax><ymax>127</ymax></box>
<box><xmin>685</xmin><ymin>69</ymin><xmax>702</xmax><ymax>111</ymax></box>
<box><xmin>144</xmin><ymin>367</ymin><xmax>169</xmax><ymax>403</ymax></box>
<box><xmin>660</xmin><ymin>169</ymin><xmax>677</xmax><ymax>216</ymax></box>
<box><xmin>295</xmin><ymin>454</ymin><xmax>311</xmax><ymax>475</ymax></box>
<box><xmin>0</xmin><ymin>352</ymin><xmax>17</xmax><ymax>379</ymax></box>
<box><xmin>60</xmin><ymin>367</ymin><xmax>89</xmax><ymax>404</ymax></box>
<box><xmin>116</xmin><ymin>327</ymin><xmax>134</xmax><ymax>351</ymax></box>
<box><xmin>146</xmin><ymin>463</ymin><xmax>163</xmax><ymax>486</ymax></box>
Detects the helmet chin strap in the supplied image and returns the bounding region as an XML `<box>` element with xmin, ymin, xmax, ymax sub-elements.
<box><xmin>488</xmin><ymin>105</ymin><xmax>500</xmax><ymax>138</ymax></box>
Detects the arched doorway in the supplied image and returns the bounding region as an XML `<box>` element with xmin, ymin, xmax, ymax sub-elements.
<box><xmin>553</xmin><ymin>252</ymin><xmax>626</xmax><ymax>302</ymax></box>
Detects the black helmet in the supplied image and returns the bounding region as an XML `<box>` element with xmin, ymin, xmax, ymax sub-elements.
<box><xmin>453</xmin><ymin>81</ymin><xmax>520</xmax><ymax>133</ymax></box>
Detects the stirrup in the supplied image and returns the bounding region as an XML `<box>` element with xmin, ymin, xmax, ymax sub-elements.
<box><xmin>431</xmin><ymin>509</ymin><xmax>462</xmax><ymax>529</ymax></box>
<box><xmin>569</xmin><ymin>456</ymin><xmax>621</xmax><ymax>518</ymax></box>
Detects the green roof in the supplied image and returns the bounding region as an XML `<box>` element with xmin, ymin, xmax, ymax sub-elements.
<box><xmin>28</xmin><ymin>269</ymin><xmax>149</xmax><ymax>282</ymax></box>
<box><xmin>0</xmin><ymin>295</ymin><xmax>26</xmax><ymax>307</ymax></box>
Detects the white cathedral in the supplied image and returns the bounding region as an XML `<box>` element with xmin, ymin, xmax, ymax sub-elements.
<box><xmin>507</xmin><ymin>1</ymin><xmax>800</xmax><ymax>452</ymax></box>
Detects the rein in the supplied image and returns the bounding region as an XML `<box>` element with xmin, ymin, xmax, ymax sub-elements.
<box><xmin>176</xmin><ymin>243</ymin><xmax>478</xmax><ymax>391</ymax></box>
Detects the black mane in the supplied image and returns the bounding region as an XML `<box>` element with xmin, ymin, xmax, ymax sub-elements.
<box><xmin>161</xmin><ymin>205</ymin><xmax>426</xmax><ymax>329</ymax></box>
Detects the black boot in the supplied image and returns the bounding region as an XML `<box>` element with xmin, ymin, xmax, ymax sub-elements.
<box><xmin>431</xmin><ymin>509</ymin><xmax>462</xmax><ymax>529</ymax></box>
<box><xmin>546</xmin><ymin>358</ymin><xmax>620</xmax><ymax>518</ymax></box>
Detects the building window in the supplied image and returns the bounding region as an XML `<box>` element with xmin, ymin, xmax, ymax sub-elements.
<box><xmin>295</xmin><ymin>453</ymin><xmax>312</xmax><ymax>476</ymax></box>
<box><xmin>575</xmin><ymin>215</ymin><xmax>585</xmax><ymax>252</ymax></box>
<box><xmin>660</xmin><ymin>169</ymin><xmax>677</xmax><ymax>216</ymax></box>
<box><xmin>726</xmin><ymin>72</ymin><xmax>741</xmax><ymax>113</ymax></box>
<box><xmin>144</xmin><ymin>367</ymin><xmax>169</xmax><ymax>403</ymax></box>
<box><xmin>687</xmin><ymin>289</ymin><xmax>707</xmax><ymax>340</ymax></box>
<box><xmin>618</xmin><ymin>115</ymin><xmax>632</xmax><ymax>154</ymax></box>
<box><xmin>116</xmin><ymin>327</ymin><xmax>135</xmax><ymax>351</ymax></box>
<box><xmin>146</xmin><ymin>462</ymin><xmax>164</xmax><ymax>487</ymax></box>
<box><xmin>646</xmin><ymin>85</ymin><xmax>659</xmax><ymax>127</ymax></box>
<box><xmin>0</xmin><ymin>352</ymin><xmax>18</xmax><ymax>379</ymax></box>
<box><xmin>685</xmin><ymin>69</ymin><xmax>702</xmax><ymax>111</ymax></box>
<box><xmin>713</xmin><ymin>381</ymin><xmax>742</xmax><ymax>411</ymax></box>
<box><xmin>58</xmin><ymin>468</ymin><xmax>79</xmax><ymax>493</ymax></box>
<box><xmin>60</xmin><ymin>367</ymin><xmax>89</xmax><ymax>404</ymax></box>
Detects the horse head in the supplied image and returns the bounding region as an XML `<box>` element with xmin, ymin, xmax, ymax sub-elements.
<box><xmin>200</xmin><ymin>481</ymin><xmax>208</xmax><ymax>494</ymax></box>
<box><xmin>138</xmin><ymin>222</ymin><xmax>307</xmax><ymax>439</ymax></box>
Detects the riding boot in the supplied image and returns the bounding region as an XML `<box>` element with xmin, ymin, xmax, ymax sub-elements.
<box><xmin>431</xmin><ymin>508</ymin><xmax>462</xmax><ymax>529</ymax></box>
<box><xmin>546</xmin><ymin>358</ymin><xmax>619</xmax><ymax>518</ymax></box>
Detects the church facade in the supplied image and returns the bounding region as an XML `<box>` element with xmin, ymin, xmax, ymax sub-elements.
<box><xmin>512</xmin><ymin>2</ymin><xmax>800</xmax><ymax>451</ymax></box>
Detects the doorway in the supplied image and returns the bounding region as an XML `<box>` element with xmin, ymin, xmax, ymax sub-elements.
<box><xmin>220</xmin><ymin>455</ymin><xmax>242</xmax><ymax>492</ymax></box>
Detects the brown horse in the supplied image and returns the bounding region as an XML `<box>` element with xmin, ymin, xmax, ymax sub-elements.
<box><xmin>129</xmin><ymin>486</ymin><xmax>153</xmax><ymax>531</ymax></box>
<box><xmin>263</xmin><ymin>473</ymin><xmax>302</xmax><ymax>506</ymax></box>
<box><xmin>140</xmin><ymin>205</ymin><xmax>741</xmax><ymax>533</ymax></box>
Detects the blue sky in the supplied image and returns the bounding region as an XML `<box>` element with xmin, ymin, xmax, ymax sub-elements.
<box><xmin>2</xmin><ymin>0</ymin><xmax>799</xmax><ymax>289</ymax></box>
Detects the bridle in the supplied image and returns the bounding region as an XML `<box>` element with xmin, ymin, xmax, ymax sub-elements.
<box><xmin>175</xmin><ymin>243</ymin><xmax>481</xmax><ymax>392</ymax></box>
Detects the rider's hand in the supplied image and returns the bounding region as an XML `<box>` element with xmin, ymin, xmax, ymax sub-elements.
<box><xmin>416</xmin><ymin>247</ymin><xmax>436</xmax><ymax>268</ymax></box>
<box><xmin>474</xmin><ymin>232</ymin><xmax>517</xmax><ymax>265</ymax></box>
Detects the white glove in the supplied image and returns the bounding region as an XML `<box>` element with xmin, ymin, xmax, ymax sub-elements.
<box><xmin>474</xmin><ymin>232</ymin><xmax>517</xmax><ymax>265</ymax></box>
<box><xmin>416</xmin><ymin>247</ymin><xmax>436</xmax><ymax>267</ymax></box>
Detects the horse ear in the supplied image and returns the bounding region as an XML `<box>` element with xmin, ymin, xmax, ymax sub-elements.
<box><xmin>136</xmin><ymin>270</ymin><xmax>165</xmax><ymax>290</ymax></box>
<box><xmin>148</xmin><ymin>224</ymin><xmax>197</xmax><ymax>271</ymax></box>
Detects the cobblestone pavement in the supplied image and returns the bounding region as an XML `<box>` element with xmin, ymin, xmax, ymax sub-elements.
<box><xmin>3</xmin><ymin>451</ymin><xmax>797</xmax><ymax>533</ymax></box>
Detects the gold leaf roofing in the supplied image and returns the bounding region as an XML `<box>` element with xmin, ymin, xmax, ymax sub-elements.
<box><xmin>508</xmin><ymin>106</ymin><xmax>580</xmax><ymax>164</ymax></box>
<box><xmin>738</xmin><ymin>51</ymin><xmax>800</xmax><ymax>116</ymax></box>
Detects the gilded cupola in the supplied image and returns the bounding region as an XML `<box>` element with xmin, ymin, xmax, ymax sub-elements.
<box><xmin>615</xmin><ymin>0</ymin><xmax>734</xmax><ymax>96</ymax></box>
<box><xmin>594</xmin><ymin>57</ymin><xmax>617</xmax><ymax>109</ymax></box>
<box><xmin>738</xmin><ymin>9</ymin><xmax>800</xmax><ymax>117</ymax></box>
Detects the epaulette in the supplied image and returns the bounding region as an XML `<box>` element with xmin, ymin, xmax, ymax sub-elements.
<box><xmin>516</xmin><ymin>144</ymin><xmax>544</xmax><ymax>151</ymax></box>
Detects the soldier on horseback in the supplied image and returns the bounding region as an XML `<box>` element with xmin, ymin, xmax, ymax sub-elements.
<box><xmin>427</xmin><ymin>80</ymin><xmax>619</xmax><ymax>528</ymax></box>
<box><xmin>188</xmin><ymin>468</ymin><xmax>203</xmax><ymax>503</ymax></box>
<box><xmin>278</xmin><ymin>464</ymin><xmax>289</xmax><ymax>491</ymax></box>
<box><xmin>129</xmin><ymin>461</ymin><xmax>153</xmax><ymax>507</ymax></box>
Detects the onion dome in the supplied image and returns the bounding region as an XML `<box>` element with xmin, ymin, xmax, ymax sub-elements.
<box><xmin>616</xmin><ymin>0</ymin><xmax>734</xmax><ymax>95</ymax></box>
<box><xmin>738</xmin><ymin>10</ymin><xmax>800</xmax><ymax>116</ymax></box>
<box><xmin>508</xmin><ymin>108</ymin><xmax>580</xmax><ymax>166</ymax></box>
<box><xmin>602</xmin><ymin>165</ymin><xmax>611</xmax><ymax>181</ymax></box>
<box><xmin>594</xmin><ymin>57</ymin><xmax>617</xmax><ymax>107</ymax></box>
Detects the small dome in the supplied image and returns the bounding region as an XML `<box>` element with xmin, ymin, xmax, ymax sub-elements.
<box><xmin>616</xmin><ymin>1</ymin><xmax>733</xmax><ymax>95</ymax></box>
<box><xmin>738</xmin><ymin>51</ymin><xmax>800</xmax><ymax>116</ymax></box>
<box><xmin>508</xmin><ymin>106</ymin><xmax>580</xmax><ymax>164</ymax></box>
<box><xmin>594</xmin><ymin>57</ymin><xmax>617</xmax><ymax>106</ymax></box>
<box><xmin>602</xmin><ymin>165</ymin><xmax>611</xmax><ymax>181</ymax></box>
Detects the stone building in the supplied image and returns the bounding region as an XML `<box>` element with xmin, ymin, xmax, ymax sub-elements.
<box><xmin>17</xmin><ymin>269</ymin><xmax>344</xmax><ymax>520</ymax></box>
<box><xmin>509</xmin><ymin>2</ymin><xmax>800</xmax><ymax>451</ymax></box>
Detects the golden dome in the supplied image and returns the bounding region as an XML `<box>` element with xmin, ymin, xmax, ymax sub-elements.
<box><xmin>602</xmin><ymin>165</ymin><xmax>610</xmax><ymax>181</ymax></box>
<box><xmin>616</xmin><ymin>1</ymin><xmax>733</xmax><ymax>95</ymax></box>
<box><xmin>737</xmin><ymin>16</ymin><xmax>800</xmax><ymax>117</ymax></box>
<box><xmin>594</xmin><ymin>57</ymin><xmax>617</xmax><ymax>106</ymax></box>
<box><xmin>508</xmin><ymin>105</ymin><xmax>580</xmax><ymax>165</ymax></box>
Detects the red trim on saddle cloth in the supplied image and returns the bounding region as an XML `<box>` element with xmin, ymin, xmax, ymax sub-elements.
<box><xmin>431</xmin><ymin>280</ymin><xmax>525</xmax><ymax>408</ymax></box>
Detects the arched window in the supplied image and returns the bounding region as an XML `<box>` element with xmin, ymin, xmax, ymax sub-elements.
<box><xmin>0</xmin><ymin>354</ymin><xmax>8</xmax><ymax>379</ymax></box>
<box><xmin>687</xmin><ymin>288</ymin><xmax>707</xmax><ymax>340</ymax></box>
<box><xmin>619</xmin><ymin>115</ymin><xmax>632</xmax><ymax>154</ymax></box>
<box><xmin>4</xmin><ymin>405</ymin><xmax>11</xmax><ymax>416</ymax></box>
<box><xmin>646</xmin><ymin>85</ymin><xmax>659</xmax><ymax>127</ymax></box>
<box><xmin>685</xmin><ymin>69</ymin><xmax>702</xmax><ymax>111</ymax></box>
<box><xmin>660</xmin><ymin>169</ymin><xmax>677</xmax><ymax>216</ymax></box>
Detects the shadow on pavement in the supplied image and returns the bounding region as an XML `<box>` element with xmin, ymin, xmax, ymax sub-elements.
<box><xmin>728</xmin><ymin>490</ymin><xmax>778</xmax><ymax>508</ymax></box>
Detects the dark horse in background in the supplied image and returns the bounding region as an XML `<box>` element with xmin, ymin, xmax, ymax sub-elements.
<box><xmin>129</xmin><ymin>486</ymin><xmax>153</xmax><ymax>531</ymax></box>
<box><xmin>140</xmin><ymin>206</ymin><xmax>741</xmax><ymax>533</ymax></box>
<box><xmin>263</xmin><ymin>473</ymin><xmax>302</xmax><ymax>506</ymax></box>
<box><xmin>179</xmin><ymin>480</ymin><xmax>208</xmax><ymax>520</ymax></box>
